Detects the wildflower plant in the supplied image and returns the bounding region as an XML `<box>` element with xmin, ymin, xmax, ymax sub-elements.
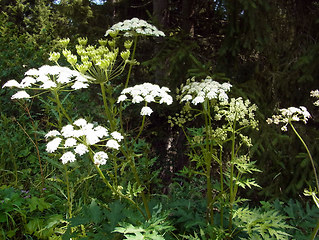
<box><xmin>266</xmin><ymin>106</ymin><xmax>317</xmax><ymax>191</ymax></box>
<box><xmin>2</xmin><ymin>16</ymin><xmax>292</xmax><ymax>239</ymax></box>
<box><xmin>2</xmin><ymin>18</ymin><xmax>167</xmax><ymax>226</ymax></box>
<box><xmin>267</xmin><ymin>91</ymin><xmax>319</xmax><ymax>240</ymax></box>
<box><xmin>171</xmin><ymin>76</ymin><xmax>260</xmax><ymax>235</ymax></box>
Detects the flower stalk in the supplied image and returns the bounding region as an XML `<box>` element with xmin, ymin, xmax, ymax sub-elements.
<box><xmin>289</xmin><ymin>122</ymin><xmax>319</xmax><ymax>191</ymax></box>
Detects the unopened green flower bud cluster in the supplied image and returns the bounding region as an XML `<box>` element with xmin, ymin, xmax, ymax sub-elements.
<box><xmin>49</xmin><ymin>36</ymin><xmax>133</xmax><ymax>83</ymax></box>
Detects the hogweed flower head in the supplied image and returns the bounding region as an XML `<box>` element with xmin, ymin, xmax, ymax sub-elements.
<box><xmin>11</xmin><ymin>91</ymin><xmax>31</xmax><ymax>99</ymax></box>
<box><xmin>45</xmin><ymin>118</ymin><xmax>123</xmax><ymax>165</ymax></box>
<box><xmin>53</xmin><ymin>38</ymin><xmax>128</xmax><ymax>84</ymax></box>
<box><xmin>140</xmin><ymin>106</ymin><xmax>153</xmax><ymax>116</ymax></box>
<box><xmin>2</xmin><ymin>65</ymin><xmax>89</xmax><ymax>99</ymax></box>
<box><xmin>266</xmin><ymin>106</ymin><xmax>311</xmax><ymax>131</ymax></box>
<box><xmin>118</xmin><ymin>83</ymin><xmax>173</xmax><ymax>116</ymax></box>
<box><xmin>93</xmin><ymin>151</ymin><xmax>108</xmax><ymax>166</ymax></box>
<box><xmin>215</xmin><ymin>97</ymin><xmax>259</xmax><ymax>129</ymax></box>
<box><xmin>105</xmin><ymin>18</ymin><xmax>165</xmax><ymax>38</ymax></box>
<box><xmin>60</xmin><ymin>151</ymin><xmax>76</xmax><ymax>164</ymax></box>
<box><xmin>310</xmin><ymin>89</ymin><xmax>319</xmax><ymax>106</ymax></box>
<box><xmin>178</xmin><ymin>76</ymin><xmax>232</xmax><ymax>105</ymax></box>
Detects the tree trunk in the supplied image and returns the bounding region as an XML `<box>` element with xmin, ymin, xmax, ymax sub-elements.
<box><xmin>181</xmin><ymin>0</ymin><xmax>194</xmax><ymax>36</ymax></box>
<box><xmin>153</xmin><ymin>0</ymin><xmax>168</xmax><ymax>28</ymax></box>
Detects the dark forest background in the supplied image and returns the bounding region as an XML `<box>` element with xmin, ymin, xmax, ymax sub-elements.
<box><xmin>1</xmin><ymin>0</ymin><xmax>319</xmax><ymax>201</ymax></box>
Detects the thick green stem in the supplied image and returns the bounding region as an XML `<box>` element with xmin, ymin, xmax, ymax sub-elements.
<box><xmin>229</xmin><ymin>121</ymin><xmax>236</xmax><ymax>232</ymax></box>
<box><xmin>88</xmin><ymin>150</ymin><xmax>147</xmax><ymax>219</ymax></box>
<box><xmin>53</xmin><ymin>91</ymin><xmax>72</xmax><ymax>124</ymax></box>
<box><xmin>130</xmin><ymin>155</ymin><xmax>152</xmax><ymax>220</ymax></box>
<box><xmin>133</xmin><ymin>115</ymin><xmax>146</xmax><ymax>144</ymax></box>
<box><xmin>124</xmin><ymin>35</ymin><xmax>138</xmax><ymax>88</ymax></box>
<box><xmin>311</xmin><ymin>220</ymin><xmax>319</xmax><ymax>240</ymax></box>
<box><xmin>289</xmin><ymin>122</ymin><xmax>319</xmax><ymax>190</ymax></box>
<box><xmin>204</xmin><ymin>100</ymin><xmax>214</xmax><ymax>224</ymax></box>
<box><xmin>100</xmin><ymin>83</ymin><xmax>115</xmax><ymax>131</ymax></box>
<box><xmin>219</xmin><ymin>146</ymin><xmax>224</xmax><ymax>228</ymax></box>
<box><xmin>63</xmin><ymin>165</ymin><xmax>72</xmax><ymax>219</ymax></box>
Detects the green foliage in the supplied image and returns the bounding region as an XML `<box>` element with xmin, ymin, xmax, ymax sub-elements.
<box><xmin>0</xmin><ymin>0</ymin><xmax>60</xmax><ymax>84</ymax></box>
<box><xmin>233</xmin><ymin>206</ymin><xmax>292</xmax><ymax>240</ymax></box>
<box><xmin>113</xmin><ymin>206</ymin><xmax>174</xmax><ymax>240</ymax></box>
<box><xmin>0</xmin><ymin>185</ymin><xmax>65</xmax><ymax>239</ymax></box>
<box><xmin>270</xmin><ymin>199</ymin><xmax>319</xmax><ymax>239</ymax></box>
<box><xmin>0</xmin><ymin>113</ymin><xmax>37</xmax><ymax>187</ymax></box>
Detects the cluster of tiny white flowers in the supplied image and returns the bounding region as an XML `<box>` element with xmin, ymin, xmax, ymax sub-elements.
<box><xmin>266</xmin><ymin>106</ymin><xmax>311</xmax><ymax>131</ymax></box>
<box><xmin>179</xmin><ymin>76</ymin><xmax>232</xmax><ymax>105</ymax></box>
<box><xmin>117</xmin><ymin>83</ymin><xmax>173</xmax><ymax>116</ymax></box>
<box><xmin>105</xmin><ymin>18</ymin><xmax>165</xmax><ymax>37</ymax></box>
<box><xmin>310</xmin><ymin>89</ymin><xmax>319</xmax><ymax>106</ymax></box>
<box><xmin>45</xmin><ymin>118</ymin><xmax>123</xmax><ymax>165</ymax></box>
<box><xmin>215</xmin><ymin>97</ymin><xmax>258</xmax><ymax>129</ymax></box>
<box><xmin>2</xmin><ymin>65</ymin><xmax>89</xmax><ymax>99</ymax></box>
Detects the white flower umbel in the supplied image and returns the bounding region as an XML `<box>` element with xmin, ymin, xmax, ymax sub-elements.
<box><xmin>11</xmin><ymin>91</ymin><xmax>31</xmax><ymax>100</ymax></box>
<box><xmin>64</xmin><ymin>138</ymin><xmax>77</xmax><ymax>147</ymax></box>
<box><xmin>46</xmin><ymin>137</ymin><xmax>62</xmax><ymax>153</ymax></box>
<box><xmin>45</xmin><ymin>130</ymin><xmax>61</xmax><ymax>139</ymax></box>
<box><xmin>311</xmin><ymin>89</ymin><xmax>319</xmax><ymax>106</ymax></box>
<box><xmin>140</xmin><ymin>106</ymin><xmax>153</xmax><ymax>116</ymax></box>
<box><xmin>74</xmin><ymin>144</ymin><xmax>89</xmax><ymax>156</ymax></box>
<box><xmin>93</xmin><ymin>151</ymin><xmax>108</xmax><ymax>166</ymax></box>
<box><xmin>60</xmin><ymin>151</ymin><xmax>76</xmax><ymax>164</ymax></box>
<box><xmin>45</xmin><ymin>118</ymin><xmax>123</xmax><ymax>164</ymax></box>
<box><xmin>74</xmin><ymin>118</ymin><xmax>87</xmax><ymax>127</ymax></box>
<box><xmin>105</xmin><ymin>18</ymin><xmax>165</xmax><ymax>37</ymax></box>
<box><xmin>2</xmin><ymin>65</ymin><xmax>89</xmax><ymax>99</ymax></box>
<box><xmin>117</xmin><ymin>83</ymin><xmax>173</xmax><ymax>116</ymax></box>
<box><xmin>179</xmin><ymin>76</ymin><xmax>232</xmax><ymax>105</ymax></box>
<box><xmin>106</xmin><ymin>139</ymin><xmax>120</xmax><ymax>150</ymax></box>
<box><xmin>2</xmin><ymin>80</ymin><xmax>21</xmax><ymax>88</ymax></box>
<box><xmin>266</xmin><ymin>106</ymin><xmax>311</xmax><ymax>131</ymax></box>
<box><xmin>111</xmin><ymin>131</ymin><xmax>124</xmax><ymax>141</ymax></box>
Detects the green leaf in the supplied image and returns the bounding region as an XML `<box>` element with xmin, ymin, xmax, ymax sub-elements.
<box><xmin>28</xmin><ymin>196</ymin><xmax>51</xmax><ymax>212</ymax></box>
<box><xmin>88</xmin><ymin>199</ymin><xmax>102</xmax><ymax>224</ymax></box>
<box><xmin>25</xmin><ymin>218</ymin><xmax>43</xmax><ymax>234</ymax></box>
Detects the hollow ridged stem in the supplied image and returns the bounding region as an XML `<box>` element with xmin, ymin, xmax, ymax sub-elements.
<box><xmin>289</xmin><ymin>122</ymin><xmax>319</xmax><ymax>190</ymax></box>
<box><xmin>219</xmin><ymin>146</ymin><xmax>224</xmax><ymax>228</ymax></box>
<box><xmin>311</xmin><ymin>220</ymin><xmax>319</xmax><ymax>240</ymax></box>
<box><xmin>53</xmin><ymin>90</ymin><xmax>72</xmax><ymax>124</ymax></box>
<box><xmin>124</xmin><ymin>35</ymin><xmax>138</xmax><ymax>88</ymax></box>
<box><xmin>228</xmin><ymin>120</ymin><xmax>236</xmax><ymax>232</ymax></box>
<box><xmin>88</xmin><ymin>149</ymin><xmax>146</xmax><ymax>219</ymax></box>
<box><xmin>100</xmin><ymin>83</ymin><xmax>115</xmax><ymax>131</ymax></box>
<box><xmin>204</xmin><ymin>99</ymin><xmax>214</xmax><ymax>224</ymax></box>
